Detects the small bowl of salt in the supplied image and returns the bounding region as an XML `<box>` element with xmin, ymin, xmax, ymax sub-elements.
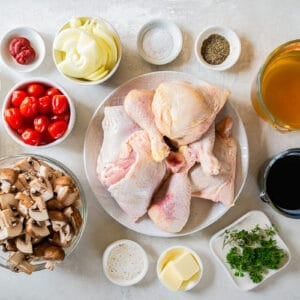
<box><xmin>102</xmin><ymin>239</ymin><xmax>149</xmax><ymax>286</ymax></box>
<box><xmin>137</xmin><ymin>19</ymin><xmax>182</xmax><ymax>65</ymax></box>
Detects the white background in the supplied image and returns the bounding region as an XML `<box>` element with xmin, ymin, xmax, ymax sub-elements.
<box><xmin>0</xmin><ymin>0</ymin><xmax>299</xmax><ymax>299</ymax></box>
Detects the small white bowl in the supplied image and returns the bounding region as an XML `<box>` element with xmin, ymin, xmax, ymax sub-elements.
<box><xmin>137</xmin><ymin>19</ymin><xmax>182</xmax><ymax>65</ymax></box>
<box><xmin>102</xmin><ymin>239</ymin><xmax>148</xmax><ymax>286</ymax></box>
<box><xmin>194</xmin><ymin>25</ymin><xmax>241</xmax><ymax>71</ymax></box>
<box><xmin>53</xmin><ymin>16</ymin><xmax>122</xmax><ymax>85</ymax></box>
<box><xmin>2</xmin><ymin>78</ymin><xmax>75</xmax><ymax>148</ymax></box>
<box><xmin>157</xmin><ymin>245</ymin><xmax>203</xmax><ymax>291</ymax></box>
<box><xmin>0</xmin><ymin>27</ymin><xmax>45</xmax><ymax>72</ymax></box>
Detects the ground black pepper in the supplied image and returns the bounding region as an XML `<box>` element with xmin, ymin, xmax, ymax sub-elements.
<box><xmin>201</xmin><ymin>34</ymin><xmax>230</xmax><ymax>65</ymax></box>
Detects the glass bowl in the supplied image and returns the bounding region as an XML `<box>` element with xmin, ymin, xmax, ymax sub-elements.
<box><xmin>0</xmin><ymin>154</ymin><xmax>87</xmax><ymax>273</ymax></box>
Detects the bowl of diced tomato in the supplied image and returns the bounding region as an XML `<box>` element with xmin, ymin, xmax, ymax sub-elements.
<box><xmin>2</xmin><ymin>78</ymin><xmax>75</xmax><ymax>147</ymax></box>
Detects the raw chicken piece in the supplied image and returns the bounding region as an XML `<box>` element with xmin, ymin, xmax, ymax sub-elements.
<box><xmin>189</xmin><ymin>117</ymin><xmax>237</xmax><ymax>207</ymax></box>
<box><xmin>190</xmin><ymin>122</ymin><xmax>221</xmax><ymax>175</ymax></box>
<box><xmin>124</xmin><ymin>89</ymin><xmax>169</xmax><ymax>162</ymax></box>
<box><xmin>100</xmin><ymin>130</ymin><xmax>166</xmax><ymax>221</ymax></box>
<box><xmin>96</xmin><ymin>106</ymin><xmax>139</xmax><ymax>175</ymax></box>
<box><xmin>152</xmin><ymin>81</ymin><xmax>230</xmax><ymax>145</ymax></box>
<box><xmin>148</xmin><ymin>147</ymin><xmax>196</xmax><ymax>233</ymax></box>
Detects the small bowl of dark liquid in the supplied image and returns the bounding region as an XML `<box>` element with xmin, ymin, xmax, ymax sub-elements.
<box><xmin>259</xmin><ymin>148</ymin><xmax>300</xmax><ymax>218</ymax></box>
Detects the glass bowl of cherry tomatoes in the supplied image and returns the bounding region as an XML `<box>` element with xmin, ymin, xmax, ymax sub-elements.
<box><xmin>2</xmin><ymin>78</ymin><xmax>75</xmax><ymax>148</ymax></box>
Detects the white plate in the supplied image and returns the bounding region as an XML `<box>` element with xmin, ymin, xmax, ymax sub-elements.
<box><xmin>209</xmin><ymin>210</ymin><xmax>291</xmax><ymax>291</ymax></box>
<box><xmin>83</xmin><ymin>71</ymin><xmax>249</xmax><ymax>237</ymax></box>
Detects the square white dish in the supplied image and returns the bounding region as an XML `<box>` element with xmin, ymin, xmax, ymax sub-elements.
<box><xmin>209</xmin><ymin>210</ymin><xmax>291</xmax><ymax>291</ymax></box>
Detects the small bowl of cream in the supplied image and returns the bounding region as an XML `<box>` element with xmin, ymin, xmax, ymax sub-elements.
<box><xmin>102</xmin><ymin>239</ymin><xmax>149</xmax><ymax>286</ymax></box>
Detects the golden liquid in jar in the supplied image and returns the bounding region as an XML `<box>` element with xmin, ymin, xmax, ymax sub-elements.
<box><xmin>261</xmin><ymin>51</ymin><xmax>300</xmax><ymax>129</ymax></box>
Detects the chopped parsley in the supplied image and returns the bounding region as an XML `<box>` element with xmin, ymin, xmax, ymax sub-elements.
<box><xmin>223</xmin><ymin>224</ymin><xmax>286</xmax><ymax>283</ymax></box>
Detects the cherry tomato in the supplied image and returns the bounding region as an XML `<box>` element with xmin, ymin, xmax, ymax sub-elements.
<box><xmin>20</xmin><ymin>96</ymin><xmax>38</xmax><ymax>117</ymax></box>
<box><xmin>33</xmin><ymin>115</ymin><xmax>50</xmax><ymax>133</ymax></box>
<box><xmin>41</xmin><ymin>130</ymin><xmax>55</xmax><ymax>144</ymax></box>
<box><xmin>21</xmin><ymin>128</ymin><xmax>42</xmax><ymax>145</ymax></box>
<box><xmin>11</xmin><ymin>90</ymin><xmax>27</xmax><ymax>106</ymax></box>
<box><xmin>27</xmin><ymin>83</ymin><xmax>45</xmax><ymax>98</ymax></box>
<box><xmin>50</xmin><ymin>111</ymin><xmax>70</xmax><ymax>123</ymax></box>
<box><xmin>38</xmin><ymin>95</ymin><xmax>52</xmax><ymax>114</ymax></box>
<box><xmin>48</xmin><ymin>120</ymin><xmax>68</xmax><ymax>139</ymax></box>
<box><xmin>4</xmin><ymin>107</ymin><xmax>23</xmax><ymax>129</ymax></box>
<box><xmin>52</xmin><ymin>95</ymin><xmax>68</xmax><ymax>114</ymax></box>
<box><xmin>46</xmin><ymin>87</ymin><xmax>61</xmax><ymax>97</ymax></box>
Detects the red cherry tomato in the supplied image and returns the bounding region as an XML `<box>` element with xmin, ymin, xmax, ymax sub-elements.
<box><xmin>20</xmin><ymin>96</ymin><xmax>38</xmax><ymax>117</ymax></box>
<box><xmin>50</xmin><ymin>111</ymin><xmax>70</xmax><ymax>123</ymax></box>
<box><xmin>38</xmin><ymin>95</ymin><xmax>52</xmax><ymax>114</ymax></box>
<box><xmin>21</xmin><ymin>128</ymin><xmax>42</xmax><ymax>145</ymax></box>
<box><xmin>41</xmin><ymin>130</ymin><xmax>55</xmax><ymax>144</ymax></box>
<box><xmin>11</xmin><ymin>90</ymin><xmax>27</xmax><ymax>107</ymax></box>
<box><xmin>33</xmin><ymin>115</ymin><xmax>50</xmax><ymax>133</ymax></box>
<box><xmin>4</xmin><ymin>107</ymin><xmax>23</xmax><ymax>129</ymax></box>
<box><xmin>46</xmin><ymin>87</ymin><xmax>61</xmax><ymax>97</ymax></box>
<box><xmin>52</xmin><ymin>95</ymin><xmax>68</xmax><ymax>114</ymax></box>
<box><xmin>27</xmin><ymin>83</ymin><xmax>45</xmax><ymax>98</ymax></box>
<box><xmin>48</xmin><ymin>120</ymin><xmax>68</xmax><ymax>139</ymax></box>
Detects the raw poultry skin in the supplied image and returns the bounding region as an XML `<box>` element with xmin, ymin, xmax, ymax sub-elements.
<box><xmin>189</xmin><ymin>117</ymin><xmax>237</xmax><ymax>207</ymax></box>
<box><xmin>190</xmin><ymin>122</ymin><xmax>221</xmax><ymax>176</ymax></box>
<box><xmin>100</xmin><ymin>130</ymin><xmax>166</xmax><ymax>222</ymax></box>
<box><xmin>152</xmin><ymin>81</ymin><xmax>230</xmax><ymax>145</ymax></box>
<box><xmin>148</xmin><ymin>147</ymin><xmax>196</xmax><ymax>233</ymax></box>
<box><xmin>96</xmin><ymin>106</ymin><xmax>139</xmax><ymax>175</ymax></box>
<box><xmin>124</xmin><ymin>89</ymin><xmax>169</xmax><ymax>162</ymax></box>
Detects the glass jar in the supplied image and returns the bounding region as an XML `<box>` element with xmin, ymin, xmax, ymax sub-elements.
<box><xmin>251</xmin><ymin>40</ymin><xmax>300</xmax><ymax>131</ymax></box>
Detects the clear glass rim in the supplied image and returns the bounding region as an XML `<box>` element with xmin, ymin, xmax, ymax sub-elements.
<box><xmin>0</xmin><ymin>153</ymin><xmax>87</xmax><ymax>272</ymax></box>
<box><xmin>256</xmin><ymin>39</ymin><xmax>300</xmax><ymax>131</ymax></box>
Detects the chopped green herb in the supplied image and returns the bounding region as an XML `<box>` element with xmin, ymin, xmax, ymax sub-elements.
<box><xmin>223</xmin><ymin>225</ymin><xmax>286</xmax><ymax>283</ymax></box>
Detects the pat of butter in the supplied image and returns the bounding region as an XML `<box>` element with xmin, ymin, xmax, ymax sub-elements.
<box><xmin>159</xmin><ymin>261</ymin><xmax>183</xmax><ymax>291</ymax></box>
<box><xmin>174</xmin><ymin>252</ymin><xmax>200</xmax><ymax>281</ymax></box>
<box><xmin>159</xmin><ymin>252</ymin><xmax>200</xmax><ymax>291</ymax></box>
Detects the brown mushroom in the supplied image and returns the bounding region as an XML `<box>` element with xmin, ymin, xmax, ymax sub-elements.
<box><xmin>0</xmin><ymin>193</ymin><xmax>18</xmax><ymax>210</ymax></box>
<box><xmin>30</xmin><ymin>178</ymin><xmax>54</xmax><ymax>202</ymax></box>
<box><xmin>25</xmin><ymin>218</ymin><xmax>50</xmax><ymax>238</ymax></box>
<box><xmin>0</xmin><ymin>208</ymin><xmax>23</xmax><ymax>240</ymax></box>
<box><xmin>1</xmin><ymin>239</ymin><xmax>17</xmax><ymax>252</ymax></box>
<box><xmin>33</xmin><ymin>242</ymin><xmax>65</xmax><ymax>261</ymax></box>
<box><xmin>48</xmin><ymin>210</ymin><xmax>69</xmax><ymax>232</ymax></box>
<box><xmin>28</xmin><ymin>197</ymin><xmax>49</xmax><ymax>222</ymax></box>
<box><xmin>16</xmin><ymin>234</ymin><xmax>33</xmax><ymax>254</ymax></box>
<box><xmin>46</xmin><ymin>199</ymin><xmax>65</xmax><ymax>210</ymax></box>
<box><xmin>64</xmin><ymin>207</ymin><xmax>82</xmax><ymax>235</ymax></box>
<box><xmin>54</xmin><ymin>176</ymin><xmax>74</xmax><ymax>186</ymax></box>
<box><xmin>8</xmin><ymin>251</ymin><xmax>35</xmax><ymax>274</ymax></box>
<box><xmin>0</xmin><ymin>168</ymin><xmax>18</xmax><ymax>193</ymax></box>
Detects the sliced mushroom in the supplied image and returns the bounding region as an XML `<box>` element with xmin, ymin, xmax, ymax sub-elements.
<box><xmin>16</xmin><ymin>234</ymin><xmax>33</xmax><ymax>254</ymax></box>
<box><xmin>0</xmin><ymin>208</ymin><xmax>23</xmax><ymax>240</ymax></box>
<box><xmin>54</xmin><ymin>176</ymin><xmax>74</xmax><ymax>186</ymax></box>
<box><xmin>28</xmin><ymin>197</ymin><xmax>49</xmax><ymax>222</ymax></box>
<box><xmin>0</xmin><ymin>193</ymin><xmax>18</xmax><ymax>210</ymax></box>
<box><xmin>64</xmin><ymin>207</ymin><xmax>82</xmax><ymax>235</ymax></box>
<box><xmin>46</xmin><ymin>199</ymin><xmax>65</xmax><ymax>210</ymax></box>
<box><xmin>1</xmin><ymin>239</ymin><xmax>17</xmax><ymax>252</ymax></box>
<box><xmin>55</xmin><ymin>185</ymin><xmax>79</xmax><ymax>206</ymax></box>
<box><xmin>30</xmin><ymin>178</ymin><xmax>54</xmax><ymax>202</ymax></box>
<box><xmin>0</xmin><ymin>168</ymin><xmax>18</xmax><ymax>193</ymax></box>
<box><xmin>13</xmin><ymin>173</ymin><xmax>28</xmax><ymax>192</ymax></box>
<box><xmin>48</xmin><ymin>223</ymin><xmax>73</xmax><ymax>248</ymax></box>
<box><xmin>14</xmin><ymin>158</ymin><xmax>32</xmax><ymax>172</ymax></box>
<box><xmin>26</xmin><ymin>218</ymin><xmax>50</xmax><ymax>238</ymax></box>
<box><xmin>48</xmin><ymin>210</ymin><xmax>68</xmax><ymax>232</ymax></box>
<box><xmin>8</xmin><ymin>251</ymin><xmax>35</xmax><ymax>274</ymax></box>
<box><xmin>15</xmin><ymin>192</ymin><xmax>34</xmax><ymax>208</ymax></box>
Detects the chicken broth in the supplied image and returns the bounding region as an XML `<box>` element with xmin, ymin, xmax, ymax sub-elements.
<box><xmin>261</xmin><ymin>51</ymin><xmax>300</xmax><ymax>129</ymax></box>
<box><xmin>266</xmin><ymin>155</ymin><xmax>300</xmax><ymax>210</ymax></box>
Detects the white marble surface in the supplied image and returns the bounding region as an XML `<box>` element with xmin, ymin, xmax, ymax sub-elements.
<box><xmin>0</xmin><ymin>0</ymin><xmax>299</xmax><ymax>299</ymax></box>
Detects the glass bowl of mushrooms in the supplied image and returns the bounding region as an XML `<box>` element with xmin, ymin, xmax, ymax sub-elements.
<box><xmin>0</xmin><ymin>154</ymin><xmax>87</xmax><ymax>274</ymax></box>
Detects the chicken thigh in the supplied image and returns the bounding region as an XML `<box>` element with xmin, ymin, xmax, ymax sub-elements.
<box><xmin>96</xmin><ymin>106</ymin><xmax>139</xmax><ymax>175</ymax></box>
<box><xmin>152</xmin><ymin>81</ymin><xmax>230</xmax><ymax>145</ymax></box>
<box><xmin>100</xmin><ymin>130</ymin><xmax>166</xmax><ymax>222</ymax></box>
<box><xmin>148</xmin><ymin>147</ymin><xmax>196</xmax><ymax>233</ymax></box>
<box><xmin>124</xmin><ymin>89</ymin><xmax>169</xmax><ymax>162</ymax></box>
<box><xmin>189</xmin><ymin>117</ymin><xmax>237</xmax><ymax>207</ymax></box>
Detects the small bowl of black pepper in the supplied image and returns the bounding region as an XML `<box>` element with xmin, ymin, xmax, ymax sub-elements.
<box><xmin>194</xmin><ymin>26</ymin><xmax>241</xmax><ymax>71</ymax></box>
